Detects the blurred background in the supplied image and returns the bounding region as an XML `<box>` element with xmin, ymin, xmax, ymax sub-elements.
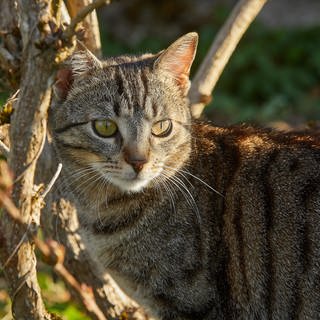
<box><xmin>1</xmin><ymin>0</ymin><xmax>320</xmax><ymax>318</ymax></box>
<box><xmin>96</xmin><ymin>0</ymin><xmax>320</xmax><ymax>128</ymax></box>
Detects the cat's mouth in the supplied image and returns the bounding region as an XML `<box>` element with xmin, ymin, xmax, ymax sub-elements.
<box><xmin>110</xmin><ymin>175</ymin><xmax>152</xmax><ymax>193</ymax></box>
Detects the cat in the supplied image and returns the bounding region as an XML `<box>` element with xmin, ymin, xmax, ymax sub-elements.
<box><xmin>49</xmin><ymin>32</ymin><xmax>320</xmax><ymax>319</ymax></box>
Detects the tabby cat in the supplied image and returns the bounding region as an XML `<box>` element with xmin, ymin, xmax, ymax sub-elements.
<box><xmin>49</xmin><ymin>33</ymin><xmax>320</xmax><ymax>319</ymax></box>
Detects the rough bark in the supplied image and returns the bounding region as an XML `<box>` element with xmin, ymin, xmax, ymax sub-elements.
<box><xmin>189</xmin><ymin>0</ymin><xmax>268</xmax><ymax>118</ymax></box>
<box><xmin>0</xmin><ymin>1</ymin><xmax>65</xmax><ymax>319</ymax></box>
<box><xmin>0</xmin><ymin>0</ymin><xmax>21</xmax><ymax>88</ymax></box>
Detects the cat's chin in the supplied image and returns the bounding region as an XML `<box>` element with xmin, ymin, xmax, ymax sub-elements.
<box><xmin>110</xmin><ymin>177</ymin><xmax>151</xmax><ymax>193</ymax></box>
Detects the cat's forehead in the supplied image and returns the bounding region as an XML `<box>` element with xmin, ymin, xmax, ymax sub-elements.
<box><xmin>93</xmin><ymin>62</ymin><xmax>184</xmax><ymax>120</ymax></box>
<box><xmin>60</xmin><ymin>54</ymin><xmax>189</xmax><ymax>126</ymax></box>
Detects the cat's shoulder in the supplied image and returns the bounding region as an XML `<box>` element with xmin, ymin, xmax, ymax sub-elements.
<box><xmin>192</xmin><ymin>121</ymin><xmax>320</xmax><ymax>152</ymax></box>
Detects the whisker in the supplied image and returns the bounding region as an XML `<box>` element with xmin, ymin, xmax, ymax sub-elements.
<box><xmin>154</xmin><ymin>175</ymin><xmax>177</xmax><ymax>216</ymax></box>
<box><xmin>92</xmin><ymin>174</ymin><xmax>110</xmax><ymax>228</ymax></box>
<box><xmin>163</xmin><ymin>165</ymin><xmax>224</xmax><ymax>198</ymax></box>
<box><xmin>161</xmin><ymin>171</ymin><xmax>202</xmax><ymax>227</ymax></box>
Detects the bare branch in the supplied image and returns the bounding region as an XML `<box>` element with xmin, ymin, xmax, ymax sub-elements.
<box><xmin>65</xmin><ymin>0</ymin><xmax>105</xmax><ymax>56</ymax></box>
<box><xmin>0</xmin><ymin>0</ymin><xmax>77</xmax><ymax>318</ymax></box>
<box><xmin>189</xmin><ymin>0</ymin><xmax>268</xmax><ymax>118</ymax></box>
<box><xmin>0</xmin><ymin>140</ymin><xmax>9</xmax><ymax>158</ymax></box>
<box><xmin>41</xmin><ymin>163</ymin><xmax>62</xmax><ymax>199</ymax></box>
<box><xmin>64</xmin><ymin>0</ymin><xmax>111</xmax><ymax>53</ymax></box>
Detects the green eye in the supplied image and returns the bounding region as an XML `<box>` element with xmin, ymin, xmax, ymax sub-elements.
<box><xmin>93</xmin><ymin>119</ymin><xmax>118</xmax><ymax>137</ymax></box>
<box><xmin>151</xmin><ymin>120</ymin><xmax>172</xmax><ymax>137</ymax></box>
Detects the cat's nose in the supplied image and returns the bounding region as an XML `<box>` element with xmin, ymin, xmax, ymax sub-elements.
<box><xmin>130</xmin><ymin>159</ymin><xmax>147</xmax><ymax>173</ymax></box>
<box><xmin>124</xmin><ymin>154</ymin><xmax>148</xmax><ymax>173</ymax></box>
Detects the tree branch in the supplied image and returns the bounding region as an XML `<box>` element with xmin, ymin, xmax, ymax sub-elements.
<box><xmin>0</xmin><ymin>0</ymin><xmax>75</xmax><ymax>318</ymax></box>
<box><xmin>0</xmin><ymin>163</ymin><xmax>106</xmax><ymax>320</ymax></box>
<box><xmin>189</xmin><ymin>0</ymin><xmax>268</xmax><ymax>118</ymax></box>
<box><xmin>64</xmin><ymin>0</ymin><xmax>111</xmax><ymax>56</ymax></box>
<box><xmin>0</xmin><ymin>140</ymin><xmax>9</xmax><ymax>158</ymax></box>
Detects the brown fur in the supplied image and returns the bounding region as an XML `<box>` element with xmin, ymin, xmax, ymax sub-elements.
<box><xmin>49</xmin><ymin>33</ymin><xmax>320</xmax><ymax>319</ymax></box>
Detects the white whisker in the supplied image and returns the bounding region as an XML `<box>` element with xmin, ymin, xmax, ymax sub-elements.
<box><xmin>161</xmin><ymin>171</ymin><xmax>202</xmax><ymax>227</ymax></box>
<box><xmin>163</xmin><ymin>165</ymin><xmax>224</xmax><ymax>198</ymax></box>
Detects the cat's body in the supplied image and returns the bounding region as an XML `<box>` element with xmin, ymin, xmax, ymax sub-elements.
<box><xmin>49</xmin><ymin>33</ymin><xmax>320</xmax><ymax>319</ymax></box>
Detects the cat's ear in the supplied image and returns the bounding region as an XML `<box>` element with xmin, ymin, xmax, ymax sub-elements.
<box><xmin>54</xmin><ymin>49</ymin><xmax>102</xmax><ymax>100</ymax></box>
<box><xmin>155</xmin><ymin>32</ymin><xmax>198</xmax><ymax>95</ymax></box>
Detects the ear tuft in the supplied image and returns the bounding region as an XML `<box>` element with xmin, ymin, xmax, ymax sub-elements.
<box><xmin>54</xmin><ymin>49</ymin><xmax>102</xmax><ymax>100</ymax></box>
<box><xmin>70</xmin><ymin>49</ymin><xmax>102</xmax><ymax>77</ymax></box>
<box><xmin>155</xmin><ymin>32</ymin><xmax>198</xmax><ymax>95</ymax></box>
<box><xmin>54</xmin><ymin>68</ymin><xmax>73</xmax><ymax>101</ymax></box>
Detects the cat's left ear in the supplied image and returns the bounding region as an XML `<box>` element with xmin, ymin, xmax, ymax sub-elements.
<box><xmin>54</xmin><ymin>48</ymin><xmax>102</xmax><ymax>101</ymax></box>
<box><xmin>155</xmin><ymin>32</ymin><xmax>198</xmax><ymax>95</ymax></box>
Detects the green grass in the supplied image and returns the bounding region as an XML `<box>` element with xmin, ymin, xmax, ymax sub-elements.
<box><xmin>0</xmin><ymin>92</ymin><xmax>9</xmax><ymax>106</ymax></box>
<box><xmin>204</xmin><ymin>24</ymin><xmax>320</xmax><ymax>125</ymax></box>
<box><xmin>38</xmin><ymin>270</ymin><xmax>90</xmax><ymax>319</ymax></box>
<box><xmin>0</xmin><ymin>265</ymin><xmax>89</xmax><ymax>319</ymax></box>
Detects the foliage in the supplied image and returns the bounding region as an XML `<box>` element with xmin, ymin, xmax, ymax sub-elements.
<box><xmin>0</xmin><ymin>267</ymin><xmax>89</xmax><ymax>320</ymax></box>
<box><xmin>206</xmin><ymin>23</ymin><xmax>320</xmax><ymax>125</ymax></box>
<box><xmin>101</xmin><ymin>15</ymin><xmax>320</xmax><ymax>126</ymax></box>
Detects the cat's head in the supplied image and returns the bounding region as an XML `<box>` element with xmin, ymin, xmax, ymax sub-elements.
<box><xmin>50</xmin><ymin>33</ymin><xmax>198</xmax><ymax>194</ymax></box>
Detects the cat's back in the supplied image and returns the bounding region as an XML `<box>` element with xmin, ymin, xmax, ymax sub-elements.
<box><xmin>193</xmin><ymin>123</ymin><xmax>320</xmax><ymax>319</ymax></box>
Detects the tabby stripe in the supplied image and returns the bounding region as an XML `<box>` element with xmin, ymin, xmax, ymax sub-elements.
<box><xmin>295</xmin><ymin>180</ymin><xmax>318</xmax><ymax>316</ymax></box>
<box><xmin>119</xmin><ymin>68</ymin><xmax>133</xmax><ymax>109</ymax></box>
<box><xmin>300</xmin><ymin>180</ymin><xmax>317</xmax><ymax>273</ymax></box>
<box><xmin>113</xmin><ymin>101</ymin><xmax>120</xmax><ymax>117</ymax></box>
<box><xmin>93</xmin><ymin>207</ymin><xmax>144</xmax><ymax>234</ymax></box>
<box><xmin>115</xmin><ymin>70</ymin><xmax>130</xmax><ymax>113</ymax></box>
<box><xmin>115</xmin><ymin>73</ymin><xmax>124</xmax><ymax>116</ymax></box>
<box><xmin>219</xmin><ymin>138</ymin><xmax>240</xmax><ymax>193</ymax></box>
<box><xmin>54</xmin><ymin>121</ymin><xmax>88</xmax><ymax>133</ymax></box>
<box><xmin>58</xmin><ymin>142</ymin><xmax>90</xmax><ymax>151</ymax></box>
<box><xmin>222</xmin><ymin>142</ymin><xmax>240</xmax><ymax>316</ymax></box>
<box><xmin>219</xmin><ymin>137</ymin><xmax>240</xmax><ymax>314</ymax></box>
<box><xmin>140</xmin><ymin>71</ymin><xmax>149</xmax><ymax>110</ymax></box>
<box><xmin>264</xmin><ymin>150</ymin><xmax>279</xmax><ymax>319</ymax></box>
<box><xmin>152</xmin><ymin>102</ymin><xmax>158</xmax><ymax>119</ymax></box>
<box><xmin>234</xmin><ymin>196</ymin><xmax>250</xmax><ymax>302</ymax></box>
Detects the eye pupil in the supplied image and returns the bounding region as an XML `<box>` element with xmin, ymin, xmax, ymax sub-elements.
<box><xmin>93</xmin><ymin>119</ymin><xmax>118</xmax><ymax>137</ymax></box>
<box><xmin>151</xmin><ymin>120</ymin><xmax>172</xmax><ymax>137</ymax></box>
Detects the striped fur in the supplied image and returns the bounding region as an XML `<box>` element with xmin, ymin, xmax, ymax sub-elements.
<box><xmin>49</xmin><ymin>33</ymin><xmax>320</xmax><ymax>319</ymax></box>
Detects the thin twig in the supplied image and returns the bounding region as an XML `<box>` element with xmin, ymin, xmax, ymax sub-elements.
<box><xmin>189</xmin><ymin>0</ymin><xmax>268</xmax><ymax>118</ymax></box>
<box><xmin>41</xmin><ymin>163</ymin><xmax>62</xmax><ymax>199</ymax></box>
<box><xmin>2</xmin><ymin>227</ymin><xmax>29</xmax><ymax>269</ymax></box>
<box><xmin>0</xmin><ymin>140</ymin><xmax>9</xmax><ymax>157</ymax></box>
<box><xmin>1</xmin><ymin>189</ymin><xmax>107</xmax><ymax>320</ymax></box>
<box><xmin>14</xmin><ymin>118</ymin><xmax>47</xmax><ymax>184</ymax></box>
<box><xmin>65</xmin><ymin>0</ymin><xmax>102</xmax><ymax>56</ymax></box>
<box><xmin>63</xmin><ymin>0</ymin><xmax>111</xmax><ymax>41</ymax></box>
<box><xmin>54</xmin><ymin>260</ymin><xmax>107</xmax><ymax>320</ymax></box>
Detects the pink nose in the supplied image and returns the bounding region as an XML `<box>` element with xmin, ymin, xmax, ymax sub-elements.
<box><xmin>124</xmin><ymin>155</ymin><xmax>148</xmax><ymax>173</ymax></box>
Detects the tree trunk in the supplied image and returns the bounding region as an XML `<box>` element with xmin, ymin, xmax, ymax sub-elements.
<box><xmin>0</xmin><ymin>1</ymin><xmax>64</xmax><ymax>319</ymax></box>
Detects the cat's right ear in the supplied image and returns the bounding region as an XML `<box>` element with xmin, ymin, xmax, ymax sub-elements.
<box><xmin>154</xmin><ymin>32</ymin><xmax>198</xmax><ymax>95</ymax></box>
<box><xmin>54</xmin><ymin>49</ymin><xmax>102</xmax><ymax>100</ymax></box>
